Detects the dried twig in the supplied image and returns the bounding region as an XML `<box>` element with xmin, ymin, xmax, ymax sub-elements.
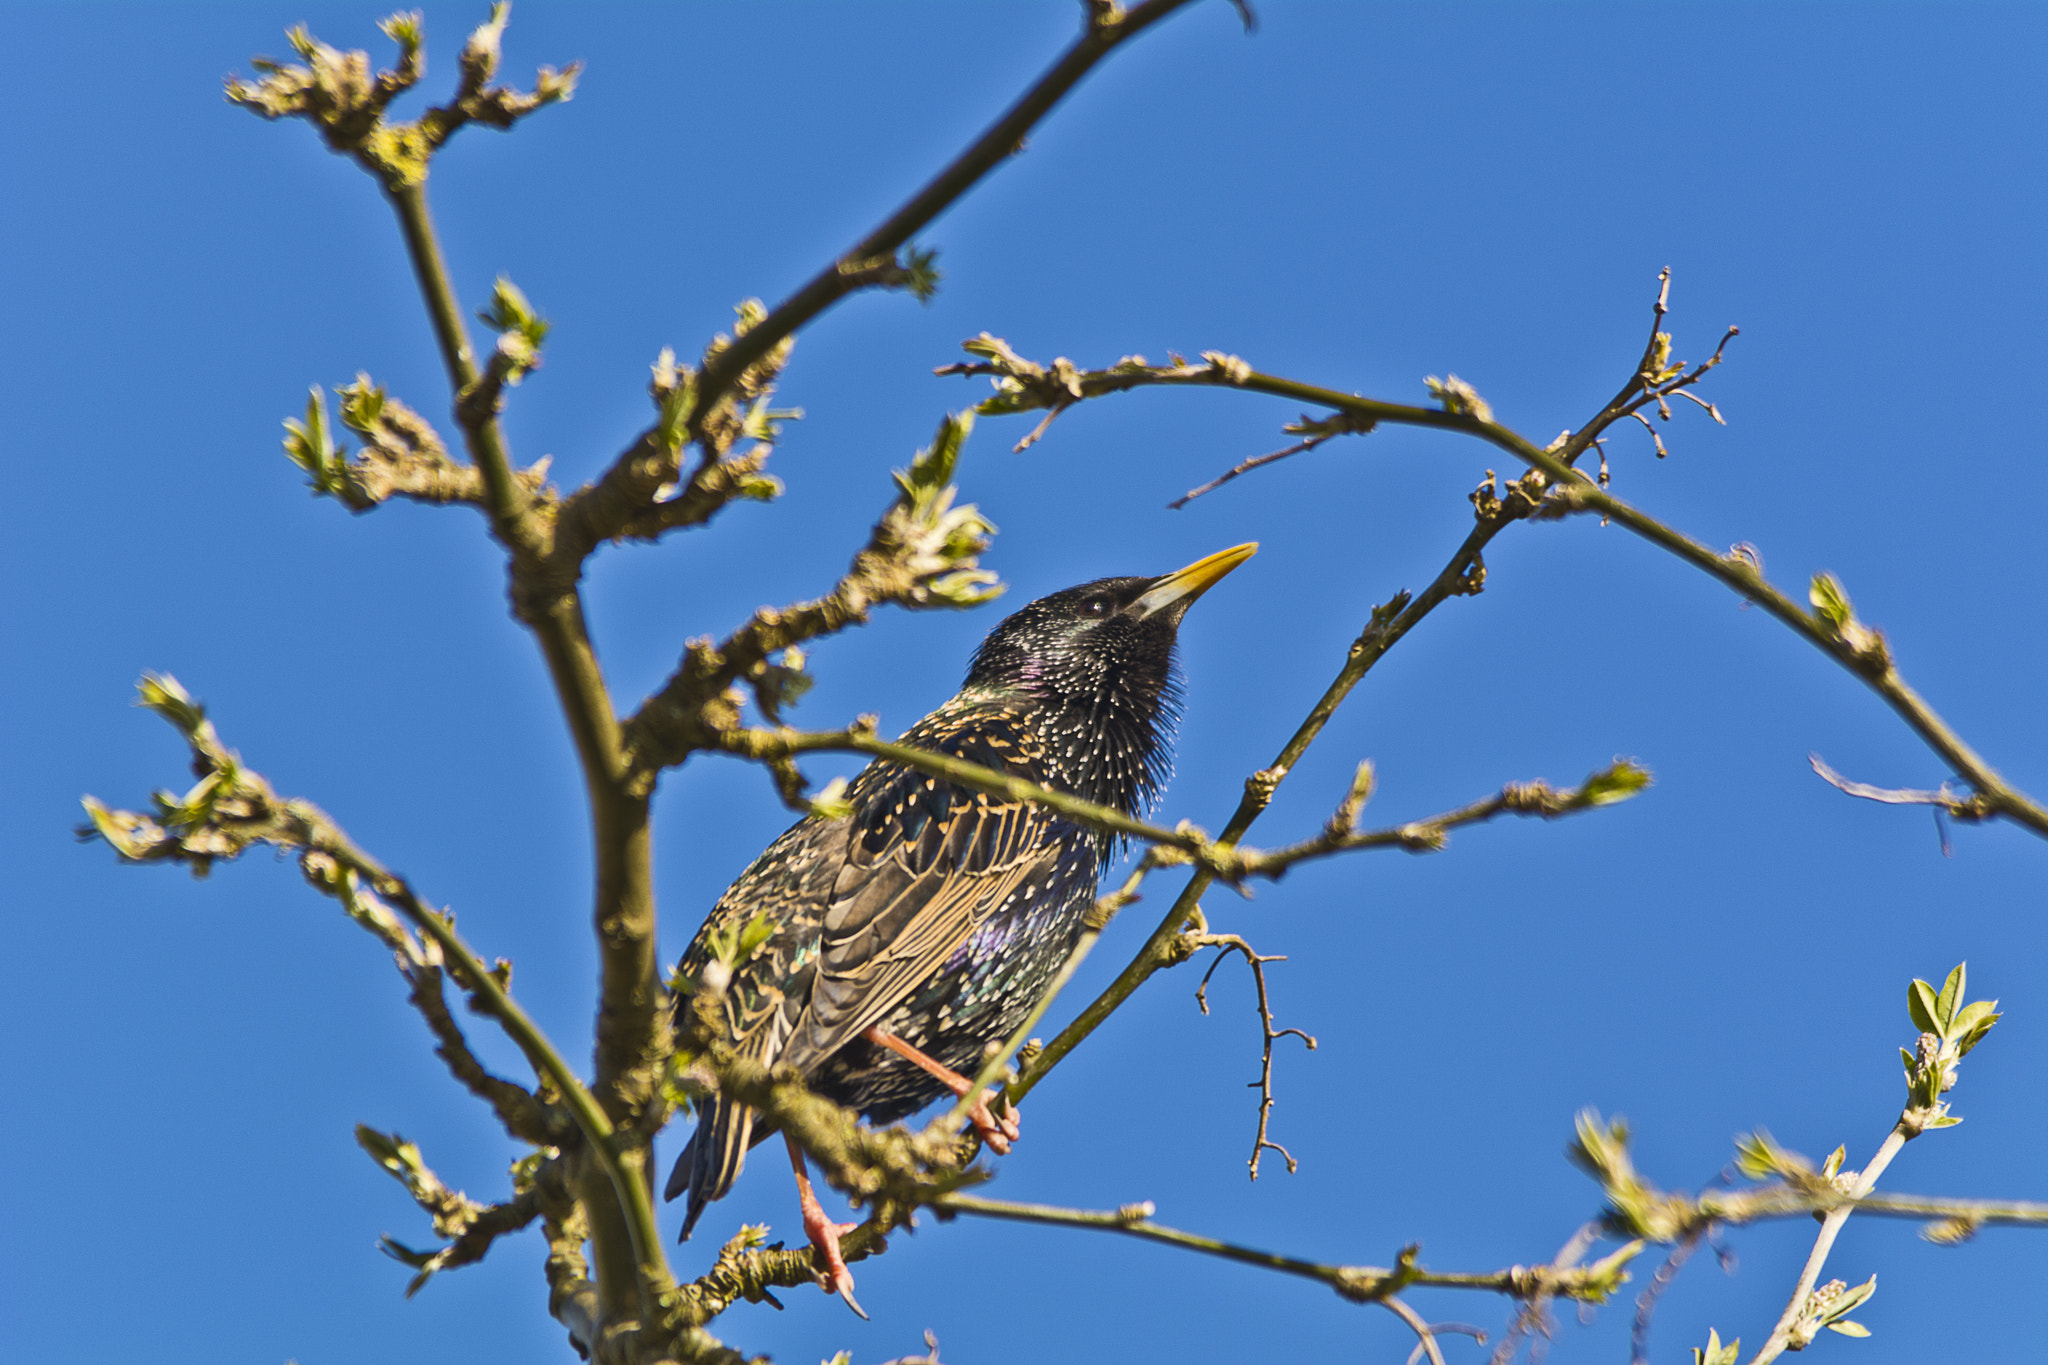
<box><xmin>1192</xmin><ymin>932</ymin><xmax>1317</xmax><ymax>1178</ymax></box>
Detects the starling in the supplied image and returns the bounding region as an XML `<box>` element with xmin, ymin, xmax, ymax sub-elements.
<box><xmin>665</xmin><ymin>542</ymin><xmax>1257</xmax><ymax>1309</ymax></box>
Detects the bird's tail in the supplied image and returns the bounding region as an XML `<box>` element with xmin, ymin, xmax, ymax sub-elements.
<box><xmin>663</xmin><ymin>1095</ymin><xmax>757</xmax><ymax>1242</ymax></box>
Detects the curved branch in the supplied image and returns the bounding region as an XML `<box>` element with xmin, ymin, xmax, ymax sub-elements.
<box><xmin>688</xmin><ymin>0</ymin><xmax>1206</xmax><ymax>424</ymax></box>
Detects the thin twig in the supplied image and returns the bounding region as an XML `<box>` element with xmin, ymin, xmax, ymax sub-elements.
<box><xmin>933</xmin><ymin>1194</ymin><xmax>1644</xmax><ymax>1307</ymax></box>
<box><xmin>1809</xmin><ymin>752</ymin><xmax>1992</xmax><ymax>815</ymax></box>
<box><xmin>1630</xmin><ymin>1227</ymin><xmax>1706</xmax><ymax>1365</ymax></box>
<box><xmin>1168</xmin><ymin>431</ymin><xmax>1334</xmax><ymax>509</ymax></box>
<box><xmin>1193</xmin><ymin>932</ymin><xmax>1317</xmax><ymax>1178</ymax></box>
<box><xmin>687</xmin><ymin>0</ymin><xmax>1206</xmax><ymax>429</ymax></box>
<box><xmin>1386</xmin><ymin>1295</ymin><xmax>1450</xmax><ymax>1365</ymax></box>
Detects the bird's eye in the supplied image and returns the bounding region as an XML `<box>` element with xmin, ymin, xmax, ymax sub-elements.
<box><xmin>1081</xmin><ymin>596</ymin><xmax>1111</xmax><ymax>618</ymax></box>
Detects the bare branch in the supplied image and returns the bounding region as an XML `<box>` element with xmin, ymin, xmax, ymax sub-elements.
<box><xmin>1630</xmin><ymin>1228</ymin><xmax>1707</xmax><ymax>1365</ymax></box>
<box><xmin>404</xmin><ymin>957</ymin><xmax>561</xmax><ymax>1146</ymax></box>
<box><xmin>1809</xmin><ymin>752</ymin><xmax>1998</xmax><ymax>818</ymax></box>
<box><xmin>1386</xmin><ymin>1295</ymin><xmax>1484</xmax><ymax>1365</ymax></box>
<box><xmin>686</xmin><ymin>0</ymin><xmax>1209</xmax><ymax>431</ymax></box>
<box><xmin>1191</xmin><ymin>929</ymin><xmax>1316</xmax><ymax>1178</ymax></box>
<box><xmin>933</xmin><ymin>1194</ymin><xmax>1644</xmax><ymax>1308</ymax></box>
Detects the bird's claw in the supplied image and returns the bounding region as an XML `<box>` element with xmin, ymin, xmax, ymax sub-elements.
<box><xmin>801</xmin><ymin>1203</ymin><xmax>865</xmax><ymax>1317</ymax></box>
<box><xmin>968</xmin><ymin>1092</ymin><xmax>1022</xmax><ymax>1156</ymax></box>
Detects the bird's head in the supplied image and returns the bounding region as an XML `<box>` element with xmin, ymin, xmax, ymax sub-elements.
<box><xmin>962</xmin><ymin>542</ymin><xmax>1257</xmax><ymax>811</ymax></box>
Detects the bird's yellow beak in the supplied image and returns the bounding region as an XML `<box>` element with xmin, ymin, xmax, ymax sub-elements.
<box><xmin>1133</xmin><ymin>542</ymin><xmax>1258</xmax><ymax>621</ymax></box>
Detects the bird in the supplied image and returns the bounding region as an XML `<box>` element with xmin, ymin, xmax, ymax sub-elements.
<box><xmin>664</xmin><ymin>542</ymin><xmax>1257</xmax><ymax>1312</ymax></box>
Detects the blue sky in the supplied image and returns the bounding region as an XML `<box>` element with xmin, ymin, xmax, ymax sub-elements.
<box><xmin>4</xmin><ymin>3</ymin><xmax>2045</xmax><ymax>1362</ymax></box>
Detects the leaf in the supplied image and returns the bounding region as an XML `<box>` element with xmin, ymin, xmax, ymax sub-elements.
<box><xmin>1691</xmin><ymin>1328</ymin><xmax>1740</xmax><ymax>1365</ymax></box>
<box><xmin>1907</xmin><ymin>978</ymin><xmax>1940</xmax><ymax>1035</ymax></box>
<box><xmin>1827</xmin><ymin>1321</ymin><xmax>1871</xmax><ymax>1338</ymax></box>
<box><xmin>1949</xmin><ymin>998</ymin><xmax>2000</xmax><ymax>1054</ymax></box>
<box><xmin>734</xmin><ymin>912</ymin><xmax>776</xmax><ymax>964</ymax></box>
<box><xmin>900</xmin><ymin>245</ymin><xmax>942</xmax><ymax>303</ymax></box>
<box><xmin>1581</xmin><ymin>759</ymin><xmax>1653</xmax><ymax>806</ymax></box>
<box><xmin>1956</xmin><ymin>1010</ymin><xmax>2002</xmax><ymax>1058</ymax></box>
<box><xmin>895</xmin><ymin>411</ymin><xmax>975</xmax><ymax>509</ymax></box>
<box><xmin>1822</xmin><ymin>1274</ymin><xmax>1877</xmax><ymax>1322</ymax></box>
<box><xmin>1935</xmin><ymin>962</ymin><xmax>1966</xmax><ymax>1029</ymax></box>
<box><xmin>1734</xmin><ymin>1129</ymin><xmax>1807</xmax><ymax>1180</ymax></box>
<box><xmin>1808</xmin><ymin>571</ymin><xmax>1854</xmax><ymax>627</ymax></box>
<box><xmin>807</xmin><ymin>776</ymin><xmax>854</xmax><ymax>822</ymax></box>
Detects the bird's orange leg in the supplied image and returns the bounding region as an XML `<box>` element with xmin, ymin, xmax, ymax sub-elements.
<box><xmin>784</xmin><ymin>1131</ymin><xmax>866</xmax><ymax>1319</ymax></box>
<box><xmin>863</xmin><ymin>1026</ymin><xmax>1022</xmax><ymax>1155</ymax></box>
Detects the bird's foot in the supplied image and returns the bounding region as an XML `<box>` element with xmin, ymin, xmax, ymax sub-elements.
<box><xmin>862</xmin><ymin>1026</ymin><xmax>1025</xmax><ymax>1156</ymax></box>
<box><xmin>786</xmin><ymin>1131</ymin><xmax>867</xmax><ymax>1318</ymax></box>
<box><xmin>799</xmin><ymin>1197</ymin><xmax>866</xmax><ymax>1318</ymax></box>
<box><xmin>965</xmin><ymin>1090</ymin><xmax>1022</xmax><ymax>1156</ymax></box>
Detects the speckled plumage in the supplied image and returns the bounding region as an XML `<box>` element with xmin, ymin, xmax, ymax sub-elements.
<box><xmin>665</xmin><ymin>549</ymin><xmax>1254</xmax><ymax>1238</ymax></box>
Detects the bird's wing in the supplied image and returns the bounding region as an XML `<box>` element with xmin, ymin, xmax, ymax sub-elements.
<box><xmin>664</xmin><ymin>815</ymin><xmax>847</xmax><ymax>1224</ymax></box>
<box><xmin>782</xmin><ymin>716</ymin><xmax>1084</xmax><ymax>1071</ymax></box>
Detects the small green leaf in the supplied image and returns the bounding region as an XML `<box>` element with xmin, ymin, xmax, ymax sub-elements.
<box><xmin>1827</xmin><ymin>1320</ymin><xmax>1871</xmax><ymax>1338</ymax></box>
<box><xmin>807</xmin><ymin>776</ymin><xmax>854</xmax><ymax>822</ymax></box>
<box><xmin>1948</xmin><ymin>997</ymin><xmax>1999</xmax><ymax>1046</ymax></box>
<box><xmin>283</xmin><ymin>385</ymin><xmax>342</xmax><ymax>491</ymax></box>
<box><xmin>1425</xmin><ymin>373</ymin><xmax>1494</xmax><ymax>423</ymax></box>
<box><xmin>1580</xmin><ymin>759</ymin><xmax>1652</xmax><ymax>806</ymax></box>
<box><xmin>1935</xmin><ymin>963</ymin><xmax>1966</xmax><ymax>1029</ymax></box>
<box><xmin>1809</xmin><ymin>571</ymin><xmax>1854</xmax><ymax>627</ymax></box>
<box><xmin>900</xmin><ymin>245</ymin><xmax>942</xmax><ymax>303</ymax></box>
<box><xmin>1734</xmin><ymin>1130</ymin><xmax>1813</xmax><ymax>1180</ymax></box>
<box><xmin>657</xmin><ymin>371</ymin><xmax>698</xmax><ymax>449</ymax></box>
<box><xmin>1955</xmin><ymin>1010</ymin><xmax>2001</xmax><ymax>1058</ymax></box>
<box><xmin>734</xmin><ymin>912</ymin><xmax>775</xmax><ymax>963</ymax></box>
<box><xmin>1821</xmin><ymin>1145</ymin><xmax>1845</xmax><ymax>1178</ymax></box>
<box><xmin>1821</xmin><ymin>1275</ymin><xmax>1877</xmax><ymax>1323</ymax></box>
<box><xmin>379</xmin><ymin>12</ymin><xmax>423</xmax><ymax>51</ymax></box>
<box><xmin>1907</xmin><ymin>978</ymin><xmax>1940</xmax><ymax>1034</ymax></box>
<box><xmin>895</xmin><ymin>411</ymin><xmax>975</xmax><ymax>508</ymax></box>
<box><xmin>1691</xmin><ymin>1327</ymin><xmax>1741</xmax><ymax>1365</ymax></box>
<box><xmin>478</xmin><ymin>277</ymin><xmax>532</xmax><ymax>334</ymax></box>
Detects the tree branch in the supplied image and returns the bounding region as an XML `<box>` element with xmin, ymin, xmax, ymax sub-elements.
<box><xmin>933</xmin><ymin>1193</ymin><xmax>1644</xmax><ymax>1307</ymax></box>
<box><xmin>942</xmin><ymin>317</ymin><xmax>2048</xmax><ymax>843</ymax></box>
<box><xmin>686</xmin><ymin>0</ymin><xmax>1207</xmax><ymax>429</ymax></box>
<box><xmin>619</xmin><ymin>413</ymin><xmax>999</xmax><ymax>791</ymax></box>
<box><xmin>553</xmin><ymin>0</ymin><xmax>1213</xmax><ymax>558</ymax></box>
<box><xmin>1192</xmin><ymin>930</ymin><xmax>1316</xmax><ymax>1179</ymax></box>
<box><xmin>939</xmin><ymin>293</ymin><xmax>2048</xmax><ymax>843</ymax></box>
<box><xmin>80</xmin><ymin>676</ymin><xmax>673</xmax><ymax>1316</ymax></box>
